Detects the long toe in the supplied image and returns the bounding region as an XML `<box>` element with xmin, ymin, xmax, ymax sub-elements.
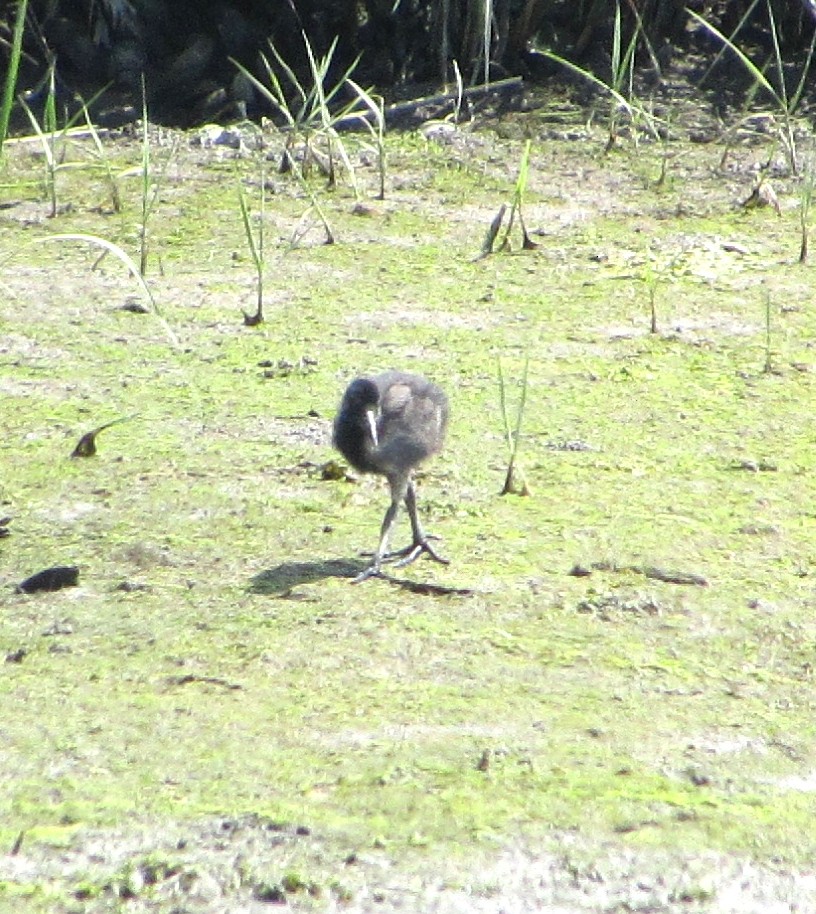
<box><xmin>353</xmin><ymin>562</ymin><xmax>384</xmax><ymax>583</ymax></box>
<box><xmin>383</xmin><ymin>533</ymin><xmax>443</xmax><ymax>562</ymax></box>
<box><xmin>392</xmin><ymin>538</ymin><xmax>450</xmax><ymax>568</ymax></box>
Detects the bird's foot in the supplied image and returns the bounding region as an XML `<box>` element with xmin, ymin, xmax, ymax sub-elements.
<box><xmin>352</xmin><ymin>562</ymin><xmax>384</xmax><ymax>584</ymax></box>
<box><xmin>387</xmin><ymin>537</ymin><xmax>449</xmax><ymax>568</ymax></box>
<box><xmin>353</xmin><ymin>536</ymin><xmax>449</xmax><ymax>581</ymax></box>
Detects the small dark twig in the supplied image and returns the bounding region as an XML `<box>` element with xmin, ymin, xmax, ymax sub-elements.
<box><xmin>334</xmin><ymin>77</ymin><xmax>523</xmax><ymax>129</ymax></box>
<box><xmin>576</xmin><ymin>561</ymin><xmax>708</xmax><ymax>587</ymax></box>
<box><xmin>166</xmin><ymin>674</ymin><xmax>243</xmax><ymax>690</ymax></box>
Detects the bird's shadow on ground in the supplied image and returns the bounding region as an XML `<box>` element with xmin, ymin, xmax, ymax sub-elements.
<box><xmin>249</xmin><ymin>558</ymin><xmax>475</xmax><ymax>597</ymax></box>
<box><xmin>249</xmin><ymin>558</ymin><xmax>362</xmax><ymax>595</ymax></box>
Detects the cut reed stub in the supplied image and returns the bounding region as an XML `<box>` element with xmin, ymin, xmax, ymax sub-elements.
<box><xmin>70</xmin><ymin>416</ymin><xmax>134</xmax><ymax>458</ymax></box>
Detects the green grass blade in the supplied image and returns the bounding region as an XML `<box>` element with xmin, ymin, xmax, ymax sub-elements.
<box><xmin>35</xmin><ymin>233</ymin><xmax>179</xmax><ymax>348</ymax></box>
<box><xmin>267</xmin><ymin>40</ymin><xmax>309</xmax><ymax>108</ymax></box>
<box><xmin>18</xmin><ymin>96</ymin><xmax>55</xmax><ymax>168</ymax></box>
<box><xmin>513</xmin><ymin>139</ymin><xmax>531</xmax><ymax>207</ymax></box>
<box><xmin>788</xmin><ymin>18</ymin><xmax>816</xmax><ymax>113</ymax></box>
<box><xmin>323</xmin><ymin>53</ymin><xmax>365</xmax><ymax>112</ymax></box>
<box><xmin>452</xmin><ymin>58</ymin><xmax>464</xmax><ymax>121</ymax></box>
<box><xmin>621</xmin><ymin>16</ymin><xmax>639</xmax><ymax>98</ymax></box>
<box><xmin>39</xmin><ymin>65</ymin><xmax>57</xmax><ymax>139</ymax></box>
<box><xmin>513</xmin><ymin>354</ymin><xmax>530</xmax><ymax>444</ymax></box>
<box><xmin>483</xmin><ymin>0</ymin><xmax>492</xmax><ymax>85</ymax></box>
<box><xmin>303</xmin><ymin>33</ymin><xmax>331</xmax><ymax>127</ymax></box>
<box><xmin>237</xmin><ymin>183</ymin><xmax>261</xmax><ymax>270</ymax></box>
<box><xmin>61</xmin><ymin>83</ymin><xmax>110</xmax><ymax>133</ymax></box>
<box><xmin>497</xmin><ymin>357</ymin><xmax>513</xmax><ymax>449</ymax></box>
<box><xmin>687</xmin><ymin>9</ymin><xmax>782</xmax><ymax>109</ymax></box>
<box><xmin>766</xmin><ymin>0</ymin><xmax>788</xmax><ymax>108</ymax></box>
<box><xmin>541</xmin><ymin>50</ymin><xmax>635</xmax><ymax>118</ymax></box>
<box><xmin>0</xmin><ymin>0</ymin><xmax>29</xmax><ymax>154</ymax></box>
<box><xmin>80</xmin><ymin>102</ymin><xmax>121</xmax><ymax>213</ymax></box>
<box><xmin>611</xmin><ymin>1</ymin><xmax>622</xmax><ymax>87</ymax></box>
<box><xmin>345</xmin><ymin>79</ymin><xmax>384</xmax><ymax>130</ymax></box>
<box><xmin>346</xmin><ymin>78</ymin><xmax>386</xmax><ymax>196</ymax></box>
<box><xmin>699</xmin><ymin>0</ymin><xmax>762</xmax><ymax>85</ymax></box>
<box><xmin>326</xmin><ymin>125</ymin><xmax>358</xmax><ymax>195</ymax></box>
<box><xmin>140</xmin><ymin>77</ymin><xmax>151</xmax><ymax>275</ymax></box>
<box><xmin>231</xmin><ymin>55</ymin><xmax>295</xmax><ymax>127</ymax></box>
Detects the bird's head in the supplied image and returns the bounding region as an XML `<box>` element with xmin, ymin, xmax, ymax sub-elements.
<box><xmin>341</xmin><ymin>378</ymin><xmax>380</xmax><ymax>446</ymax></box>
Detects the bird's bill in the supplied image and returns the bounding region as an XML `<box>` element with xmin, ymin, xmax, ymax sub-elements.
<box><xmin>366</xmin><ymin>407</ymin><xmax>379</xmax><ymax>447</ymax></box>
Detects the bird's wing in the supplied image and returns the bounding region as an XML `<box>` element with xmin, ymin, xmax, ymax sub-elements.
<box><xmin>377</xmin><ymin>382</ymin><xmax>445</xmax><ymax>467</ymax></box>
<box><xmin>379</xmin><ymin>381</ymin><xmax>413</xmax><ymax>417</ymax></box>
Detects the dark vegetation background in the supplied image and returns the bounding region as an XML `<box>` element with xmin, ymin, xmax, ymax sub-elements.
<box><xmin>2</xmin><ymin>0</ymin><xmax>816</xmax><ymax>127</ymax></box>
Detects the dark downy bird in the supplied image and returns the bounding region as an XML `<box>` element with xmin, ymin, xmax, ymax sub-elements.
<box><xmin>333</xmin><ymin>371</ymin><xmax>449</xmax><ymax>582</ymax></box>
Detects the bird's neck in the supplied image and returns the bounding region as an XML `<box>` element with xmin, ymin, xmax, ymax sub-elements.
<box><xmin>335</xmin><ymin>411</ymin><xmax>378</xmax><ymax>473</ymax></box>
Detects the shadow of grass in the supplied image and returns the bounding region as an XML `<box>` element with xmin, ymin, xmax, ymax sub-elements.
<box><xmin>249</xmin><ymin>558</ymin><xmax>363</xmax><ymax>595</ymax></box>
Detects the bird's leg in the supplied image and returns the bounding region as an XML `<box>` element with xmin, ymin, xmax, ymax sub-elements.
<box><xmin>353</xmin><ymin>483</ymin><xmax>403</xmax><ymax>583</ymax></box>
<box><xmin>389</xmin><ymin>480</ymin><xmax>449</xmax><ymax>568</ymax></box>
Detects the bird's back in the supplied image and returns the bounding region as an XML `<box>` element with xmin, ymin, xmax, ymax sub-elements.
<box><xmin>371</xmin><ymin>372</ymin><xmax>448</xmax><ymax>475</ymax></box>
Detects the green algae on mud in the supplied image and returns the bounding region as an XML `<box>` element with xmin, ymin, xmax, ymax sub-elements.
<box><xmin>2</xmin><ymin>106</ymin><xmax>816</xmax><ymax>910</ymax></box>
